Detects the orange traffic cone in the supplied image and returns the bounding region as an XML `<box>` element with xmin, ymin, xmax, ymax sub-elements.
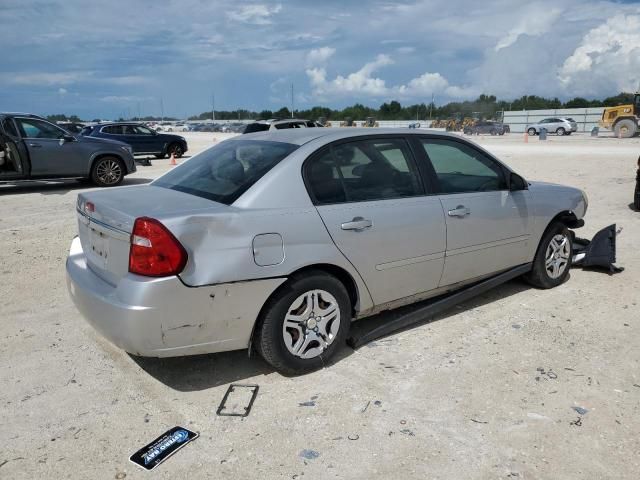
<box><xmin>169</xmin><ymin>152</ymin><xmax>177</xmax><ymax>166</ymax></box>
<box><xmin>524</xmin><ymin>132</ymin><xmax>528</xmax><ymax>143</ymax></box>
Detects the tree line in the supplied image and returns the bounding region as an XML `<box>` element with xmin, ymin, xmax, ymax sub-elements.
<box><xmin>46</xmin><ymin>92</ymin><xmax>636</xmax><ymax>123</ymax></box>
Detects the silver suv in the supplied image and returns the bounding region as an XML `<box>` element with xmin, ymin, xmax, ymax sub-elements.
<box><xmin>527</xmin><ymin>117</ymin><xmax>578</xmax><ymax>136</ymax></box>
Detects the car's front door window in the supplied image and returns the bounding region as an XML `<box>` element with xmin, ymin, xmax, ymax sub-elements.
<box><xmin>420</xmin><ymin>139</ymin><xmax>506</xmax><ymax>193</ymax></box>
<box><xmin>306</xmin><ymin>138</ymin><xmax>423</xmax><ymax>204</ymax></box>
<box><xmin>15</xmin><ymin>118</ymin><xmax>65</xmax><ymax>139</ymax></box>
<box><xmin>134</xmin><ymin>126</ymin><xmax>154</xmax><ymax>135</ymax></box>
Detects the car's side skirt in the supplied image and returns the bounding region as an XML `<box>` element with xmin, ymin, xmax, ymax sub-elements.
<box><xmin>347</xmin><ymin>262</ymin><xmax>533</xmax><ymax>349</ymax></box>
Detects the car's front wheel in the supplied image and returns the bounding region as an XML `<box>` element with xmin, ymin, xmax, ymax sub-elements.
<box><xmin>524</xmin><ymin>222</ymin><xmax>572</xmax><ymax>289</ymax></box>
<box><xmin>91</xmin><ymin>156</ymin><xmax>125</xmax><ymax>187</ymax></box>
<box><xmin>168</xmin><ymin>143</ymin><xmax>184</xmax><ymax>158</ymax></box>
<box><xmin>255</xmin><ymin>271</ymin><xmax>351</xmax><ymax>375</ymax></box>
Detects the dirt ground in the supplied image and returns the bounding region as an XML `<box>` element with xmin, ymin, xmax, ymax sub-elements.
<box><xmin>1</xmin><ymin>131</ymin><xmax>639</xmax><ymax>479</ymax></box>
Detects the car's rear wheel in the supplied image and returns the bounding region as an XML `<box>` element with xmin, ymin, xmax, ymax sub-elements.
<box><xmin>527</xmin><ymin>128</ymin><xmax>537</xmax><ymax>136</ymax></box>
<box><xmin>524</xmin><ymin>222</ymin><xmax>572</xmax><ymax>289</ymax></box>
<box><xmin>168</xmin><ymin>143</ymin><xmax>184</xmax><ymax>158</ymax></box>
<box><xmin>556</xmin><ymin>127</ymin><xmax>566</xmax><ymax>136</ymax></box>
<box><xmin>91</xmin><ymin>156</ymin><xmax>124</xmax><ymax>187</ymax></box>
<box><xmin>255</xmin><ymin>271</ymin><xmax>351</xmax><ymax>375</ymax></box>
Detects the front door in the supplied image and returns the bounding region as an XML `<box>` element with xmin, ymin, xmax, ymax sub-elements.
<box><xmin>305</xmin><ymin>137</ymin><xmax>446</xmax><ymax>306</ymax></box>
<box><xmin>123</xmin><ymin>124</ymin><xmax>159</xmax><ymax>154</ymax></box>
<box><xmin>14</xmin><ymin>117</ymin><xmax>86</xmax><ymax>176</ymax></box>
<box><xmin>417</xmin><ymin>137</ymin><xmax>531</xmax><ymax>287</ymax></box>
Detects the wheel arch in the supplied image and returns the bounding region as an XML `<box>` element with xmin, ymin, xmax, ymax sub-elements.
<box><xmin>89</xmin><ymin>152</ymin><xmax>129</xmax><ymax>175</ymax></box>
<box><xmin>248</xmin><ymin>262</ymin><xmax>362</xmax><ymax>355</ymax></box>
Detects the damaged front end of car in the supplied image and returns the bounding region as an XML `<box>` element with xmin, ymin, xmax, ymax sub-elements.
<box><xmin>571</xmin><ymin>224</ymin><xmax>624</xmax><ymax>274</ymax></box>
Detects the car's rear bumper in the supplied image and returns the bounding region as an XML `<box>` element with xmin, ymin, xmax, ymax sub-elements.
<box><xmin>66</xmin><ymin>237</ymin><xmax>285</xmax><ymax>357</ymax></box>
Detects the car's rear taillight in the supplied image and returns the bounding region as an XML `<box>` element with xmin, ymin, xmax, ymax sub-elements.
<box><xmin>129</xmin><ymin>217</ymin><xmax>187</xmax><ymax>277</ymax></box>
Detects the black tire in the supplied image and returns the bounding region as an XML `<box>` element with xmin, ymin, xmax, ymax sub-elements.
<box><xmin>614</xmin><ymin>119</ymin><xmax>637</xmax><ymax>138</ymax></box>
<box><xmin>255</xmin><ymin>271</ymin><xmax>351</xmax><ymax>375</ymax></box>
<box><xmin>90</xmin><ymin>156</ymin><xmax>125</xmax><ymax>187</ymax></box>
<box><xmin>499</xmin><ymin>131</ymin><xmax>505</xmax><ymax>136</ymax></box>
<box><xmin>527</xmin><ymin>128</ymin><xmax>537</xmax><ymax>136</ymax></box>
<box><xmin>167</xmin><ymin>143</ymin><xmax>184</xmax><ymax>158</ymax></box>
<box><xmin>556</xmin><ymin>127</ymin><xmax>566</xmax><ymax>136</ymax></box>
<box><xmin>524</xmin><ymin>222</ymin><xmax>572</xmax><ymax>289</ymax></box>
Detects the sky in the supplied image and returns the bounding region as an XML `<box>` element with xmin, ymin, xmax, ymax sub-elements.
<box><xmin>1</xmin><ymin>0</ymin><xmax>639</xmax><ymax>118</ymax></box>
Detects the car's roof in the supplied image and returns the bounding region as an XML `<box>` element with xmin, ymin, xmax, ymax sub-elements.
<box><xmin>237</xmin><ymin>127</ymin><xmax>461</xmax><ymax>146</ymax></box>
<box><xmin>0</xmin><ymin>112</ymin><xmax>46</xmax><ymax>119</ymax></box>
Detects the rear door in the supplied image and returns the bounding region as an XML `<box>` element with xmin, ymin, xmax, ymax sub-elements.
<box><xmin>415</xmin><ymin>137</ymin><xmax>532</xmax><ymax>287</ymax></box>
<box><xmin>305</xmin><ymin>137</ymin><xmax>446</xmax><ymax>306</ymax></box>
<box><xmin>14</xmin><ymin>117</ymin><xmax>86</xmax><ymax>176</ymax></box>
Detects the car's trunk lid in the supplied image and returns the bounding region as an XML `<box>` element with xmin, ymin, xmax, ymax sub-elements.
<box><xmin>76</xmin><ymin>185</ymin><xmax>226</xmax><ymax>285</ymax></box>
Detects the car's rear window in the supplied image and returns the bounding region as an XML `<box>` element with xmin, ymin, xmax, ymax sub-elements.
<box><xmin>153</xmin><ymin>140</ymin><xmax>298</xmax><ymax>204</ymax></box>
<box><xmin>243</xmin><ymin>123</ymin><xmax>270</xmax><ymax>133</ymax></box>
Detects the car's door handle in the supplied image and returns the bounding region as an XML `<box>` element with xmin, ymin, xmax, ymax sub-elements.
<box><xmin>447</xmin><ymin>205</ymin><xmax>470</xmax><ymax>217</ymax></box>
<box><xmin>28</xmin><ymin>143</ymin><xmax>42</xmax><ymax>148</ymax></box>
<box><xmin>341</xmin><ymin>217</ymin><xmax>372</xmax><ymax>231</ymax></box>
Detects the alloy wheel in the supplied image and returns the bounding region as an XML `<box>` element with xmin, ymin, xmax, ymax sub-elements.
<box><xmin>545</xmin><ymin>234</ymin><xmax>570</xmax><ymax>279</ymax></box>
<box><xmin>95</xmin><ymin>159</ymin><xmax>122</xmax><ymax>185</ymax></box>
<box><xmin>282</xmin><ymin>290</ymin><xmax>340</xmax><ymax>359</ymax></box>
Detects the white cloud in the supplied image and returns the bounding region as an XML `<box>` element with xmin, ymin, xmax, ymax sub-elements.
<box><xmin>307</xmin><ymin>54</ymin><xmax>393</xmax><ymax>97</ymax></box>
<box><xmin>58</xmin><ymin>87</ymin><xmax>67</xmax><ymax>95</ymax></box>
<box><xmin>100</xmin><ymin>95</ymin><xmax>151</xmax><ymax>103</ymax></box>
<box><xmin>495</xmin><ymin>7</ymin><xmax>562</xmax><ymax>51</ymax></box>
<box><xmin>227</xmin><ymin>4</ymin><xmax>282</xmax><ymax>25</ymax></box>
<box><xmin>558</xmin><ymin>14</ymin><xmax>640</xmax><ymax>94</ymax></box>
<box><xmin>306</xmin><ymin>47</ymin><xmax>336</xmax><ymax>66</ymax></box>
<box><xmin>6</xmin><ymin>71</ymin><xmax>91</xmax><ymax>86</ymax></box>
<box><xmin>306</xmin><ymin>51</ymin><xmax>478</xmax><ymax>101</ymax></box>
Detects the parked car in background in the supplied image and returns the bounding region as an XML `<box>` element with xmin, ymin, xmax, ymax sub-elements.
<box><xmin>66</xmin><ymin>128</ymin><xmax>587</xmax><ymax>374</ymax></box>
<box><xmin>165</xmin><ymin>123</ymin><xmax>190</xmax><ymax>132</ymax></box>
<box><xmin>243</xmin><ymin>118</ymin><xmax>319</xmax><ymax>133</ymax></box>
<box><xmin>527</xmin><ymin>117</ymin><xmax>577</xmax><ymax>136</ymax></box>
<box><xmin>463</xmin><ymin>121</ymin><xmax>508</xmax><ymax>136</ymax></box>
<box><xmin>0</xmin><ymin>113</ymin><xmax>135</xmax><ymax>187</ymax></box>
<box><xmin>81</xmin><ymin>122</ymin><xmax>188</xmax><ymax>159</ymax></box>
<box><xmin>57</xmin><ymin>122</ymin><xmax>86</xmax><ymax>134</ymax></box>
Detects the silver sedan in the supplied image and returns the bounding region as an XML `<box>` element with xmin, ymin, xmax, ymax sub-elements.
<box><xmin>66</xmin><ymin>129</ymin><xmax>587</xmax><ymax>374</ymax></box>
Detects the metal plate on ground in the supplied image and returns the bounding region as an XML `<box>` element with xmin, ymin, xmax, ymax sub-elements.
<box><xmin>216</xmin><ymin>384</ymin><xmax>259</xmax><ymax>417</ymax></box>
<box><xmin>129</xmin><ymin>426</ymin><xmax>198</xmax><ymax>471</ymax></box>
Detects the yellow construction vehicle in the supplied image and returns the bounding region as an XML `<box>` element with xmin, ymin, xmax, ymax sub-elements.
<box><xmin>362</xmin><ymin>117</ymin><xmax>379</xmax><ymax>127</ymax></box>
<box><xmin>599</xmin><ymin>92</ymin><xmax>640</xmax><ymax>138</ymax></box>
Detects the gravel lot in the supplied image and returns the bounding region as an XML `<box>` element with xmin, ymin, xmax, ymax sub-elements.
<box><xmin>1</xmin><ymin>131</ymin><xmax>639</xmax><ymax>479</ymax></box>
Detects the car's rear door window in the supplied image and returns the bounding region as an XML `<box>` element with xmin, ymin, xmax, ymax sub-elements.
<box><xmin>153</xmin><ymin>140</ymin><xmax>298</xmax><ymax>204</ymax></box>
<box><xmin>420</xmin><ymin>139</ymin><xmax>506</xmax><ymax>193</ymax></box>
<box><xmin>306</xmin><ymin>138</ymin><xmax>423</xmax><ymax>204</ymax></box>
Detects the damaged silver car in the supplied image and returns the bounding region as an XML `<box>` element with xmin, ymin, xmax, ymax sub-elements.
<box><xmin>66</xmin><ymin>128</ymin><xmax>588</xmax><ymax>374</ymax></box>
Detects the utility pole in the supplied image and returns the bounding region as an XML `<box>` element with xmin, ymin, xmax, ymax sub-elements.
<box><xmin>137</xmin><ymin>102</ymin><xmax>141</xmax><ymax>121</ymax></box>
<box><xmin>429</xmin><ymin>93</ymin><xmax>434</xmax><ymax>119</ymax></box>
<box><xmin>291</xmin><ymin>83</ymin><xmax>294</xmax><ymax>118</ymax></box>
<box><xmin>211</xmin><ymin>92</ymin><xmax>215</xmax><ymax>122</ymax></box>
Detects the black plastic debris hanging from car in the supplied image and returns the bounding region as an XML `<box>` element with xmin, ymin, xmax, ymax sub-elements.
<box><xmin>216</xmin><ymin>384</ymin><xmax>259</xmax><ymax>417</ymax></box>
<box><xmin>572</xmin><ymin>224</ymin><xmax>624</xmax><ymax>273</ymax></box>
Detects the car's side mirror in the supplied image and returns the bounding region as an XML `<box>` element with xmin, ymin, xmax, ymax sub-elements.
<box><xmin>59</xmin><ymin>134</ymin><xmax>76</xmax><ymax>145</ymax></box>
<box><xmin>509</xmin><ymin>172</ymin><xmax>527</xmax><ymax>191</ymax></box>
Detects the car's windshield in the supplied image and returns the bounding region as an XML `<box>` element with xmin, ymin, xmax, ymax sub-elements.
<box><xmin>153</xmin><ymin>139</ymin><xmax>298</xmax><ymax>204</ymax></box>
